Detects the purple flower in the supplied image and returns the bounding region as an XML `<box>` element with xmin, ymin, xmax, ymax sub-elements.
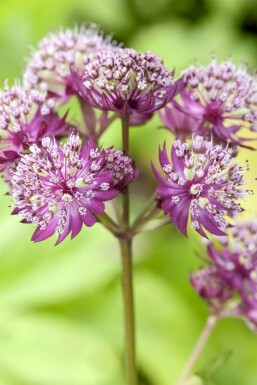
<box><xmin>159</xmin><ymin>102</ymin><xmax>201</xmax><ymax>141</ymax></box>
<box><xmin>176</xmin><ymin>59</ymin><xmax>257</xmax><ymax>148</ymax></box>
<box><xmin>0</xmin><ymin>83</ymin><xmax>67</xmax><ymax>172</ymax></box>
<box><xmin>72</xmin><ymin>48</ymin><xmax>184</xmax><ymax>116</ymax></box>
<box><xmin>190</xmin><ymin>266</ymin><xmax>233</xmax><ymax>303</ymax></box>
<box><xmin>24</xmin><ymin>25</ymin><xmax>119</xmax><ymax>102</ymax></box>
<box><xmin>105</xmin><ymin>147</ymin><xmax>138</xmax><ymax>190</ymax></box>
<box><xmin>191</xmin><ymin>219</ymin><xmax>257</xmax><ymax>326</ymax></box>
<box><xmin>11</xmin><ymin>133</ymin><xmax>136</xmax><ymax>245</ymax></box>
<box><xmin>206</xmin><ymin>219</ymin><xmax>257</xmax><ymax>308</ymax></box>
<box><xmin>152</xmin><ymin>135</ymin><xmax>248</xmax><ymax>237</ymax></box>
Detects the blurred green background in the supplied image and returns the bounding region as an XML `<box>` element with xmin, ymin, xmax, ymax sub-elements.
<box><xmin>0</xmin><ymin>0</ymin><xmax>257</xmax><ymax>384</ymax></box>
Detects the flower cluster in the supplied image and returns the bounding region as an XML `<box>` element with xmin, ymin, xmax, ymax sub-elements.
<box><xmin>24</xmin><ymin>25</ymin><xmax>118</xmax><ymax>101</ymax></box>
<box><xmin>153</xmin><ymin>135</ymin><xmax>248</xmax><ymax>237</ymax></box>
<box><xmin>105</xmin><ymin>147</ymin><xmax>138</xmax><ymax>190</ymax></box>
<box><xmin>0</xmin><ymin>83</ymin><xmax>67</xmax><ymax>177</ymax></box>
<box><xmin>11</xmin><ymin>133</ymin><xmax>136</xmax><ymax>244</ymax></box>
<box><xmin>161</xmin><ymin>59</ymin><xmax>257</xmax><ymax>148</ymax></box>
<box><xmin>72</xmin><ymin>48</ymin><xmax>184</xmax><ymax>117</ymax></box>
<box><xmin>191</xmin><ymin>218</ymin><xmax>257</xmax><ymax>329</ymax></box>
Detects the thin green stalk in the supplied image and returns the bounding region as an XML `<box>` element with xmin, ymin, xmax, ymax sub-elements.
<box><xmin>120</xmin><ymin>239</ymin><xmax>137</xmax><ymax>385</ymax></box>
<box><xmin>120</xmin><ymin>113</ymin><xmax>138</xmax><ymax>385</ymax></box>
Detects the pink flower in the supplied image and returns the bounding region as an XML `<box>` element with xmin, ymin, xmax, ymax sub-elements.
<box><xmin>24</xmin><ymin>25</ymin><xmax>119</xmax><ymax>102</ymax></box>
<box><xmin>72</xmin><ymin>48</ymin><xmax>184</xmax><ymax>116</ymax></box>
<box><xmin>191</xmin><ymin>219</ymin><xmax>257</xmax><ymax>329</ymax></box>
<box><xmin>11</xmin><ymin>133</ymin><xmax>136</xmax><ymax>245</ymax></box>
<box><xmin>152</xmin><ymin>135</ymin><xmax>248</xmax><ymax>237</ymax></box>
<box><xmin>176</xmin><ymin>59</ymin><xmax>257</xmax><ymax>148</ymax></box>
<box><xmin>0</xmin><ymin>83</ymin><xmax>67</xmax><ymax>173</ymax></box>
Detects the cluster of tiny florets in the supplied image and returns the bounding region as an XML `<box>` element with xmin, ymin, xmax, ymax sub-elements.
<box><xmin>167</xmin><ymin>59</ymin><xmax>257</xmax><ymax>147</ymax></box>
<box><xmin>153</xmin><ymin>135</ymin><xmax>249</xmax><ymax>237</ymax></box>
<box><xmin>229</xmin><ymin>219</ymin><xmax>257</xmax><ymax>254</ymax></box>
<box><xmin>75</xmin><ymin>48</ymin><xmax>177</xmax><ymax>115</ymax></box>
<box><xmin>105</xmin><ymin>147</ymin><xmax>138</xmax><ymax>189</ymax></box>
<box><xmin>191</xmin><ymin>218</ymin><xmax>257</xmax><ymax>328</ymax></box>
<box><xmin>0</xmin><ymin>82</ymin><xmax>67</xmax><ymax>179</ymax></box>
<box><xmin>190</xmin><ymin>266</ymin><xmax>233</xmax><ymax>303</ymax></box>
<box><xmin>0</xmin><ymin>82</ymin><xmax>55</xmax><ymax>132</ymax></box>
<box><xmin>11</xmin><ymin>133</ymin><xmax>136</xmax><ymax>244</ymax></box>
<box><xmin>24</xmin><ymin>25</ymin><xmax>118</xmax><ymax>98</ymax></box>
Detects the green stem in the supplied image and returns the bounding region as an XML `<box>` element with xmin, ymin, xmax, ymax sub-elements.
<box><xmin>120</xmin><ymin>113</ymin><xmax>138</xmax><ymax>385</ymax></box>
<box><xmin>120</xmin><ymin>239</ymin><xmax>137</xmax><ymax>385</ymax></box>
<box><xmin>176</xmin><ymin>315</ymin><xmax>218</xmax><ymax>385</ymax></box>
<box><xmin>121</xmin><ymin>114</ymin><xmax>130</xmax><ymax>228</ymax></box>
<box><xmin>97</xmin><ymin>213</ymin><xmax>122</xmax><ymax>237</ymax></box>
<box><xmin>131</xmin><ymin>191</ymin><xmax>157</xmax><ymax>230</ymax></box>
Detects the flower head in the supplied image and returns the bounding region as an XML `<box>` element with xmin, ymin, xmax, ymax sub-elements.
<box><xmin>190</xmin><ymin>266</ymin><xmax>233</xmax><ymax>304</ymax></box>
<box><xmin>191</xmin><ymin>219</ymin><xmax>257</xmax><ymax>328</ymax></box>
<box><xmin>159</xmin><ymin>102</ymin><xmax>201</xmax><ymax>141</ymax></box>
<box><xmin>24</xmin><ymin>25</ymin><xmax>119</xmax><ymax>101</ymax></box>
<box><xmin>72</xmin><ymin>48</ymin><xmax>184</xmax><ymax>116</ymax></box>
<box><xmin>206</xmin><ymin>219</ymin><xmax>257</xmax><ymax>308</ymax></box>
<box><xmin>153</xmin><ymin>135</ymin><xmax>249</xmax><ymax>237</ymax></box>
<box><xmin>0</xmin><ymin>83</ymin><xmax>67</xmax><ymax>172</ymax></box>
<box><xmin>11</xmin><ymin>133</ymin><xmax>136</xmax><ymax>244</ymax></box>
<box><xmin>105</xmin><ymin>147</ymin><xmax>138</xmax><ymax>190</ymax></box>
<box><xmin>178</xmin><ymin>59</ymin><xmax>257</xmax><ymax>148</ymax></box>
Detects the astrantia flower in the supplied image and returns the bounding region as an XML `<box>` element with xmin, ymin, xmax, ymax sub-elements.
<box><xmin>206</xmin><ymin>219</ymin><xmax>257</xmax><ymax>308</ymax></box>
<box><xmin>152</xmin><ymin>135</ymin><xmax>248</xmax><ymax>237</ymax></box>
<box><xmin>190</xmin><ymin>266</ymin><xmax>233</xmax><ymax>303</ymax></box>
<box><xmin>11</xmin><ymin>133</ymin><xmax>136</xmax><ymax>244</ymax></box>
<box><xmin>24</xmin><ymin>25</ymin><xmax>119</xmax><ymax>101</ymax></box>
<box><xmin>0</xmin><ymin>83</ymin><xmax>67</xmax><ymax>172</ymax></box>
<box><xmin>177</xmin><ymin>59</ymin><xmax>257</xmax><ymax>148</ymax></box>
<box><xmin>105</xmin><ymin>147</ymin><xmax>138</xmax><ymax>190</ymax></box>
<box><xmin>72</xmin><ymin>48</ymin><xmax>184</xmax><ymax>116</ymax></box>
<box><xmin>191</xmin><ymin>219</ymin><xmax>257</xmax><ymax>327</ymax></box>
<box><xmin>159</xmin><ymin>102</ymin><xmax>201</xmax><ymax>141</ymax></box>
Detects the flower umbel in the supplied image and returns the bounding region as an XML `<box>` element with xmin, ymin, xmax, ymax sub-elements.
<box><xmin>153</xmin><ymin>135</ymin><xmax>249</xmax><ymax>237</ymax></box>
<box><xmin>177</xmin><ymin>59</ymin><xmax>257</xmax><ymax>148</ymax></box>
<box><xmin>0</xmin><ymin>82</ymin><xmax>67</xmax><ymax>173</ymax></box>
<box><xmin>190</xmin><ymin>266</ymin><xmax>233</xmax><ymax>304</ymax></box>
<box><xmin>191</xmin><ymin>219</ymin><xmax>257</xmax><ymax>329</ymax></box>
<box><xmin>72</xmin><ymin>48</ymin><xmax>184</xmax><ymax>116</ymax></box>
<box><xmin>11</xmin><ymin>133</ymin><xmax>136</xmax><ymax>244</ymax></box>
<box><xmin>24</xmin><ymin>25</ymin><xmax>118</xmax><ymax>101</ymax></box>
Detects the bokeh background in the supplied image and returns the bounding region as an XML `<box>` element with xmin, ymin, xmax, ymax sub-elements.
<box><xmin>0</xmin><ymin>0</ymin><xmax>257</xmax><ymax>384</ymax></box>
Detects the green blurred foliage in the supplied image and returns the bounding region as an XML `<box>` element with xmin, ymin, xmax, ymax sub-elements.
<box><xmin>0</xmin><ymin>0</ymin><xmax>257</xmax><ymax>384</ymax></box>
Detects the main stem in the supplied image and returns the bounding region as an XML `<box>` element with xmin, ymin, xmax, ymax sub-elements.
<box><xmin>176</xmin><ymin>315</ymin><xmax>218</xmax><ymax>385</ymax></box>
<box><xmin>120</xmin><ymin>114</ymin><xmax>138</xmax><ymax>385</ymax></box>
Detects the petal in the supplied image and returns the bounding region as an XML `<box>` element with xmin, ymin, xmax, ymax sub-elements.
<box><xmin>170</xmin><ymin>197</ymin><xmax>191</xmax><ymax>236</ymax></box>
<box><xmin>171</xmin><ymin>146</ymin><xmax>186</xmax><ymax>178</ymax></box>
<box><xmin>82</xmin><ymin>211</ymin><xmax>97</xmax><ymax>227</ymax></box>
<box><xmin>199</xmin><ymin>209</ymin><xmax>226</xmax><ymax>236</ymax></box>
<box><xmin>32</xmin><ymin>216</ymin><xmax>58</xmax><ymax>242</ymax></box>
<box><xmin>69</xmin><ymin>203</ymin><xmax>83</xmax><ymax>239</ymax></box>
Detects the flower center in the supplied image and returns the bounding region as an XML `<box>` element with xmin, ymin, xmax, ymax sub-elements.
<box><xmin>203</xmin><ymin>108</ymin><xmax>220</xmax><ymax>124</ymax></box>
<box><xmin>190</xmin><ymin>183</ymin><xmax>203</xmax><ymax>196</ymax></box>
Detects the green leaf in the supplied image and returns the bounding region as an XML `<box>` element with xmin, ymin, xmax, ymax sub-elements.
<box><xmin>0</xmin><ymin>313</ymin><xmax>121</xmax><ymax>385</ymax></box>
